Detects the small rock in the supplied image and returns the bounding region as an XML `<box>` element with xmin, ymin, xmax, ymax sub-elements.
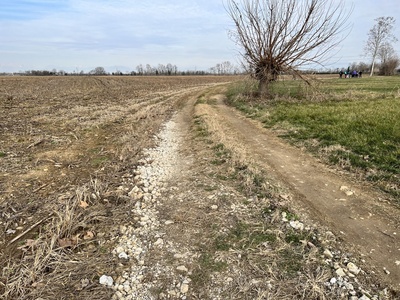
<box><xmin>347</xmin><ymin>262</ymin><xmax>360</xmax><ymax>275</ymax></box>
<box><xmin>6</xmin><ymin>229</ymin><xmax>16</xmax><ymax>235</ymax></box>
<box><xmin>165</xmin><ymin>220</ymin><xmax>174</xmax><ymax>225</ymax></box>
<box><xmin>123</xmin><ymin>284</ymin><xmax>131</xmax><ymax>293</ymax></box>
<box><xmin>329</xmin><ymin>277</ymin><xmax>337</xmax><ymax>285</ymax></box>
<box><xmin>211</xmin><ymin>205</ymin><xmax>218</xmax><ymax>210</ymax></box>
<box><xmin>180</xmin><ymin>281</ymin><xmax>189</xmax><ymax>294</ymax></box>
<box><xmin>333</xmin><ymin>262</ymin><xmax>340</xmax><ymax>269</ymax></box>
<box><xmin>335</xmin><ymin>268</ymin><xmax>346</xmax><ymax>277</ymax></box>
<box><xmin>323</xmin><ymin>249</ymin><xmax>334</xmax><ymax>259</ymax></box>
<box><xmin>176</xmin><ymin>265</ymin><xmax>188</xmax><ymax>272</ymax></box>
<box><xmin>289</xmin><ymin>220</ymin><xmax>304</xmax><ymax>230</ymax></box>
<box><xmin>118</xmin><ymin>252</ymin><xmax>129</xmax><ymax>260</ymax></box>
<box><xmin>383</xmin><ymin>267</ymin><xmax>391</xmax><ymax>275</ymax></box>
<box><xmin>359</xmin><ymin>295</ymin><xmax>371</xmax><ymax>300</ymax></box>
<box><xmin>154</xmin><ymin>238</ymin><xmax>164</xmax><ymax>246</ymax></box>
<box><xmin>99</xmin><ymin>275</ymin><xmax>114</xmax><ymax>286</ymax></box>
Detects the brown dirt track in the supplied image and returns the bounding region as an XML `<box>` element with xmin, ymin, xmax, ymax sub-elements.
<box><xmin>0</xmin><ymin>76</ymin><xmax>399</xmax><ymax>299</ymax></box>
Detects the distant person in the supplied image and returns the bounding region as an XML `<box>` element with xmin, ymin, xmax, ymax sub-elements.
<box><xmin>359</xmin><ymin>71</ymin><xmax>362</xmax><ymax>78</ymax></box>
<box><xmin>339</xmin><ymin>70</ymin><xmax>343</xmax><ymax>78</ymax></box>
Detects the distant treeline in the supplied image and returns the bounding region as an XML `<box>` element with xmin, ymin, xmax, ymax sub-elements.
<box><xmin>0</xmin><ymin>61</ymin><xmax>244</xmax><ymax>77</ymax></box>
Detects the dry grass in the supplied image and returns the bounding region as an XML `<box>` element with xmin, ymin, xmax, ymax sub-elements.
<box><xmin>0</xmin><ymin>76</ymin><xmax>236</xmax><ymax>299</ymax></box>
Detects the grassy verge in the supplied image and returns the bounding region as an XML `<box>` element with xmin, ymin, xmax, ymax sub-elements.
<box><xmin>191</xmin><ymin>97</ymin><xmax>339</xmax><ymax>298</ymax></box>
<box><xmin>191</xmin><ymin>90</ymin><xmax>397</xmax><ymax>299</ymax></box>
<box><xmin>226</xmin><ymin>76</ymin><xmax>400</xmax><ymax>200</ymax></box>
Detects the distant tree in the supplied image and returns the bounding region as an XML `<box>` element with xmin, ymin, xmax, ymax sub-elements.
<box><xmin>364</xmin><ymin>17</ymin><xmax>397</xmax><ymax>76</ymax></box>
<box><xmin>136</xmin><ymin>64</ymin><xmax>144</xmax><ymax>75</ymax></box>
<box><xmin>226</xmin><ymin>0</ymin><xmax>351</xmax><ymax>97</ymax></box>
<box><xmin>378</xmin><ymin>43</ymin><xmax>400</xmax><ymax>75</ymax></box>
<box><xmin>145</xmin><ymin>64</ymin><xmax>153</xmax><ymax>75</ymax></box>
<box><xmin>90</xmin><ymin>66</ymin><xmax>107</xmax><ymax>75</ymax></box>
<box><xmin>210</xmin><ymin>61</ymin><xmax>235</xmax><ymax>75</ymax></box>
<box><xmin>221</xmin><ymin>61</ymin><xmax>234</xmax><ymax>74</ymax></box>
<box><xmin>166</xmin><ymin>63</ymin><xmax>175</xmax><ymax>75</ymax></box>
<box><xmin>158</xmin><ymin>64</ymin><xmax>166</xmax><ymax>75</ymax></box>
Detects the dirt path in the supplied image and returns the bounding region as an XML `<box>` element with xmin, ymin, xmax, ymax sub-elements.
<box><xmin>198</xmin><ymin>93</ymin><xmax>400</xmax><ymax>289</ymax></box>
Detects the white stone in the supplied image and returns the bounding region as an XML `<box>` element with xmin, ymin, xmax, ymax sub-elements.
<box><xmin>123</xmin><ymin>284</ymin><xmax>131</xmax><ymax>293</ymax></box>
<box><xmin>99</xmin><ymin>275</ymin><xmax>114</xmax><ymax>286</ymax></box>
<box><xmin>335</xmin><ymin>268</ymin><xmax>346</xmax><ymax>277</ymax></box>
<box><xmin>347</xmin><ymin>262</ymin><xmax>360</xmax><ymax>275</ymax></box>
<box><xmin>211</xmin><ymin>205</ymin><xmax>218</xmax><ymax>210</ymax></box>
<box><xmin>323</xmin><ymin>249</ymin><xmax>334</xmax><ymax>259</ymax></box>
<box><xmin>154</xmin><ymin>238</ymin><xmax>164</xmax><ymax>246</ymax></box>
<box><xmin>180</xmin><ymin>282</ymin><xmax>189</xmax><ymax>294</ymax></box>
<box><xmin>118</xmin><ymin>252</ymin><xmax>129</xmax><ymax>259</ymax></box>
<box><xmin>289</xmin><ymin>220</ymin><xmax>304</xmax><ymax>230</ymax></box>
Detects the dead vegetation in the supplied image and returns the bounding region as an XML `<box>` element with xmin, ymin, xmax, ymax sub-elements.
<box><xmin>0</xmin><ymin>76</ymin><xmax>235</xmax><ymax>299</ymax></box>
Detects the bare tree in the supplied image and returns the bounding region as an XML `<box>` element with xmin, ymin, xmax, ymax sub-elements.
<box><xmin>158</xmin><ymin>64</ymin><xmax>166</xmax><ymax>75</ymax></box>
<box><xmin>136</xmin><ymin>64</ymin><xmax>144</xmax><ymax>75</ymax></box>
<box><xmin>378</xmin><ymin>42</ymin><xmax>399</xmax><ymax>75</ymax></box>
<box><xmin>226</xmin><ymin>0</ymin><xmax>351</xmax><ymax>96</ymax></box>
<box><xmin>90</xmin><ymin>66</ymin><xmax>107</xmax><ymax>75</ymax></box>
<box><xmin>145</xmin><ymin>64</ymin><xmax>153</xmax><ymax>75</ymax></box>
<box><xmin>365</xmin><ymin>16</ymin><xmax>397</xmax><ymax>76</ymax></box>
<box><xmin>166</xmin><ymin>63</ymin><xmax>175</xmax><ymax>75</ymax></box>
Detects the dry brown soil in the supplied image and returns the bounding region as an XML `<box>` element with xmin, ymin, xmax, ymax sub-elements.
<box><xmin>0</xmin><ymin>76</ymin><xmax>399</xmax><ymax>299</ymax></box>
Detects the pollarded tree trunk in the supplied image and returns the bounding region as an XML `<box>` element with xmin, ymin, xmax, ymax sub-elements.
<box><xmin>258</xmin><ymin>78</ymin><xmax>271</xmax><ymax>97</ymax></box>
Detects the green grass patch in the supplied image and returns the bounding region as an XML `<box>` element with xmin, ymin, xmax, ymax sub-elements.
<box><xmin>0</xmin><ymin>152</ymin><xmax>6</xmax><ymax>158</ymax></box>
<box><xmin>215</xmin><ymin>221</ymin><xmax>277</xmax><ymax>251</ymax></box>
<box><xmin>191</xmin><ymin>247</ymin><xmax>228</xmax><ymax>289</ymax></box>
<box><xmin>193</xmin><ymin>116</ymin><xmax>210</xmax><ymax>138</ymax></box>
<box><xmin>226</xmin><ymin>76</ymin><xmax>400</xmax><ymax>198</ymax></box>
<box><xmin>264</xmin><ymin>99</ymin><xmax>400</xmax><ymax>174</ymax></box>
<box><xmin>277</xmin><ymin>248</ymin><xmax>304</xmax><ymax>276</ymax></box>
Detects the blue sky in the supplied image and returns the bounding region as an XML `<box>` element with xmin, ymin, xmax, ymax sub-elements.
<box><xmin>0</xmin><ymin>0</ymin><xmax>399</xmax><ymax>73</ymax></box>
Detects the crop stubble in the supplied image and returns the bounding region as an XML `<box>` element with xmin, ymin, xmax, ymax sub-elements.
<box><xmin>0</xmin><ymin>75</ymin><xmax>235</xmax><ymax>299</ymax></box>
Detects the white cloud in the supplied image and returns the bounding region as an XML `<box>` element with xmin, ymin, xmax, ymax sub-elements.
<box><xmin>0</xmin><ymin>0</ymin><xmax>398</xmax><ymax>72</ymax></box>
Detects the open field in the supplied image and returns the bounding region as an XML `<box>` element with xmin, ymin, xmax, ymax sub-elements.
<box><xmin>227</xmin><ymin>76</ymin><xmax>400</xmax><ymax>200</ymax></box>
<box><xmin>1</xmin><ymin>75</ymin><xmax>399</xmax><ymax>299</ymax></box>
<box><xmin>0</xmin><ymin>76</ymin><xmax>236</xmax><ymax>299</ymax></box>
